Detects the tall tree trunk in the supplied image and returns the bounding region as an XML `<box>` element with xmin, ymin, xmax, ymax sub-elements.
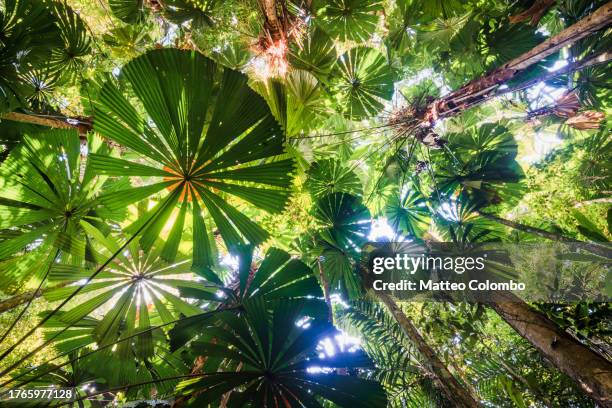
<box><xmin>258</xmin><ymin>0</ymin><xmax>285</xmax><ymax>43</ymax></box>
<box><xmin>476</xmin><ymin>210</ymin><xmax>610</xmax><ymax>258</ymax></box>
<box><xmin>421</xmin><ymin>1</ymin><xmax>612</xmax><ymax>125</ymax></box>
<box><xmin>0</xmin><ymin>112</ymin><xmax>91</xmax><ymax>135</ymax></box>
<box><xmin>509</xmin><ymin>0</ymin><xmax>556</xmax><ymax>26</ymax></box>
<box><xmin>377</xmin><ymin>292</ymin><xmax>480</xmax><ymax>408</ymax></box>
<box><xmin>488</xmin><ymin>291</ymin><xmax>612</xmax><ymax>407</ymax></box>
<box><xmin>317</xmin><ymin>257</ymin><xmax>334</xmax><ymax>323</ymax></box>
<box><xmin>0</xmin><ymin>281</ymin><xmax>71</xmax><ymax>315</ymax></box>
<box><xmin>574</xmin><ymin>197</ymin><xmax>612</xmax><ymax>208</ymax></box>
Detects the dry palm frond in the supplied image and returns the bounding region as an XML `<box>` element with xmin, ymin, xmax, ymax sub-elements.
<box><xmin>527</xmin><ymin>90</ymin><xmax>581</xmax><ymax>119</ymax></box>
<box><xmin>552</xmin><ymin>90</ymin><xmax>581</xmax><ymax>118</ymax></box>
<box><xmin>565</xmin><ymin>110</ymin><xmax>605</xmax><ymax>130</ymax></box>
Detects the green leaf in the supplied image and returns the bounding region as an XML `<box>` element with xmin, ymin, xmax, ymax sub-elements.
<box><xmin>108</xmin><ymin>0</ymin><xmax>146</xmax><ymax>23</ymax></box>
<box><xmin>176</xmin><ymin>298</ymin><xmax>386</xmax><ymax>407</ymax></box>
<box><xmin>330</xmin><ymin>47</ymin><xmax>393</xmax><ymax>119</ymax></box>
<box><xmin>288</xmin><ymin>26</ymin><xmax>337</xmax><ymax>75</ymax></box>
<box><xmin>386</xmin><ymin>189</ymin><xmax>432</xmax><ymax>238</ymax></box>
<box><xmin>305</xmin><ymin>158</ymin><xmax>362</xmax><ymax>198</ymax></box>
<box><xmin>313</xmin><ymin>0</ymin><xmax>383</xmax><ymax>43</ymax></box>
<box><xmin>93</xmin><ymin>48</ymin><xmax>294</xmax><ymax>265</ymax></box>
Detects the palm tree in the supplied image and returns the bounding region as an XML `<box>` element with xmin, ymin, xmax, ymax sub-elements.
<box><xmin>0</xmin><ymin>130</ymin><xmax>123</xmax><ymax>286</ymax></box>
<box><xmin>414</xmin><ymin>1</ymin><xmax>612</xmax><ymax>126</ymax></box>
<box><xmin>172</xmin><ymin>297</ymin><xmax>388</xmax><ymax>407</ymax></box>
<box><xmin>0</xmin><ymin>0</ymin><xmax>91</xmax><ymax>120</ymax></box>
<box><xmin>41</xmin><ymin>231</ymin><xmax>207</xmax><ymax>355</ymax></box>
<box><xmin>90</xmin><ymin>48</ymin><xmax>296</xmax><ymax>268</ymax></box>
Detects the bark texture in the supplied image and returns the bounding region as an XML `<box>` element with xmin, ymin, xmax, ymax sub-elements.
<box><xmin>317</xmin><ymin>256</ymin><xmax>334</xmax><ymax>323</ymax></box>
<box><xmin>421</xmin><ymin>1</ymin><xmax>612</xmax><ymax>125</ymax></box>
<box><xmin>0</xmin><ymin>112</ymin><xmax>92</xmax><ymax>135</ymax></box>
<box><xmin>377</xmin><ymin>292</ymin><xmax>480</xmax><ymax>408</ymax></box>
<box><xmin>489</xmin><ymin>291</ymin><xmax>612</xmax><ymax>407</ymax></box>
<box><xmin>0</xmin><ymin>282</ymin><xmax>71</xmax><ymax>314</ymax></box>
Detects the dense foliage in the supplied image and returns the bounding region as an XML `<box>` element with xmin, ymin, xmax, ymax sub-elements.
<box><xmin>0</xmin><ymin>0</ymin><xmax>610</xmax><ymax>407</ymax></box>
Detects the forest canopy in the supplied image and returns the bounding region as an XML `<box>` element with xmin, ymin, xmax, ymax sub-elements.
<box><xmin>0</xmin><ymin>0</ymin><xmax>610</xmax><ymax>407</ymax></box>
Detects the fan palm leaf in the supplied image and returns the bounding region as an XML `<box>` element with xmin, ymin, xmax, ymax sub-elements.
<box><xmin>11</xmin><ymin>350</ymin><xmax>105</xmax><ymax>407</ymax></box>
<box><xmin>49</xmin><ymin>1</ymin><xmax>92</xmax><ymax>81</ymax></box>
<box><xmin>305</xmin><ymin>158</ymin><xmax>362</xmax><ymax>198</ymax></box>
<box><xmin>169</xmin><ymin>244</ymin><xmax>326</xmax><ymax>350</ymax></box>
<box><xmin>385</xmin><ymin>188</ymin><xmax>432</xmax><ymax>238</ymax></box>
<box><xmin>313</xmin><ymin>0</ymin><xmax>382</xmax><ymax>43</ymax></box>
<box><xmin>175</xmin><ymin>297</ymin><xmax>387</xmax><ymax>407</ymax></box>
<box><xmin>90</xmin><ymin>48</ymin><xmax>296</xmax><ymax>267</ymax></box>
<box><xmin>108</xmin><ymin>0</ymin><xmax>146</xmax><ymax>24</ymax></box>
<box><xmin>162</xmin><ymin>0</ymin><xmax>216</xmax><ymax>30</ymax></box>
<box><xmin>42</xmin><ymin>229</ymin><xmax>208</xmax><ymax>357</ymax></box>
<box><xmin>0</xmin><ymin>130</ymin><xmax>122</xmax><ymax>285</ymax></box>
<box><xmin>177</xmin><ymin>245</ymin><xmax>323</xmax><ymax>305</ymax></box>
<box><xmin>329</xmin><ymin>47</ymin><xmax>394</xmax><ymax>120</ymax></box>
<box><xmin>0</xmin><ymin>0</ymin><xmax>62</xmax><ymax>111</ymax></box>
<box><xmin>310</xmin><ymin>192</ymin><xmax>371</xmax><ymax>298</ymax></box>
<box><xmin>288</xmin><ymin>26</ymin><xmax>337</xmax><ymax>76</ymax></box>
<box><xmin>433</xmin><ymin>123</ymin><xmax>526</xmax><ymax>206</ymax></box>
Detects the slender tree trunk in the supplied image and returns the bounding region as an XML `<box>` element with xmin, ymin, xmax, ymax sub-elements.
<box><xmin>0</xmin><ymin>281</ymin><xmax>71</xmax><ymax>315</ymax></box>
<box><xmin>377</xmin><ymin>292</ymin><xmax>480</xmax><ymax>408</ymax></box>
<box><xmin>0</xmin><ymin>112</ymin><xmax>92</xmax><ymax>134</ymax></box>
<box><xmin>260</xmin><ymin>0</ymin><xmax>281</xmax><ymax>32</ymax></box>
<box><xmin>488</xmin><ymin>291</ymin><xmax>612</xmax><ymax>407</ymax></box>
<box><xmin>0</xmin><ymin>112</ymin><xmax>73</xmax><ymax>129</ymax></box>
<box><xmin>509</xmin><ymin>0</ymin><xmax>556</xmax><ymax>25</ymax></box>
<box><xmin>574</xmin><ymin>197</ymin><xmax>612</xmax><ymax>208</ymax></box>
<box><xmin>476</xmin><ymin>210</ymin><xmax>610</xmax><ymax>258</ymax></box>
<box><xmin>317</xmin><ymin>257</ymin><xmax>334</xmax><ymax>323</ymax></box>
<box><xmin>421</xmin><ymin>1</ymin><xmax>612</xmax><ymax>125</ymax></box>
<box><xmin>499</xmin><ymin>50</ymin><xmax>610</xmax><ymax>96</ymax></box>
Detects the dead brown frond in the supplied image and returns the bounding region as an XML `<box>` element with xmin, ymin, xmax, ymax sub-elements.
<box><xmin>552</xmin><ymin>90</ymin><xmax>581</xmax><ymax>118</ymax></box>
<box><xmin>527</xmin><ymin>90</ymin><xmax>581</xmax><ymax>119</ymax></box>
<box><xmin>565</xmin><ymin>110</ymin><xmax>605</xmax><ymax>130</ymax></box>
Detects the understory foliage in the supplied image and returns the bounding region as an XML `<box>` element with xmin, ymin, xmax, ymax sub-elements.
<box><xmin>0</xmin><ymin>0</ymin><xmax>610</xmax><ymax>407</ymax></box>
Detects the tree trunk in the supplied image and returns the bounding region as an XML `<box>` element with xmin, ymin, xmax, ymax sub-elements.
<box><xmin>476</xmin><ymin>210</ymin><xmax>611</xmax><ymax>258</ymax></box>
<box><xmin>258</xmin><ymin>0</ymin><xmax>284</xmax><ymax>42</ymax></box>
<box><xmin>0</xmin><ymin>281</ymin><xmax>71</xmax><ymax>315</ymax></box>
<box><xmin>377</xmin><ymin>292</ymin><xmax>480</xmax><ymax>408</ymax></box>
<box><xmin>317</xmin><ymin>257</ymin><xmax>334</xmax><ymax>323</ymax></box>
<box><xmin>421</xmin><ymin>1</ymin><xmax>612</xmax><ymax>125</ymax></box>
<box><xmin>509</xmin><ymin>0</ymin><xmax>556</xmax><ymax>26</ymax></box>
<box><xmin>499</xmin><ymin>50</ymin><xmax>610</xmax><ymax>96</ymax></box>
<box><xmin>574</xmin><ymin>197</ymin><xmax>612</xmax><ymax>208</ymax></box>
<box><xmin>0</xmin><ymin>112</ymin><xmax>92</xmax><ymax>135</ymax></box>
<box><xmin>488</xmin><ymin>291</ymin><xmax>612</xmax><ymax>407</ymax></box>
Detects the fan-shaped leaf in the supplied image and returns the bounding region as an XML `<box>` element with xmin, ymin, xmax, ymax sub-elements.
<box><xmin>330</xmin><ymin>47</ymin><xmax>393</xmax><ymax>119</ymax></box>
